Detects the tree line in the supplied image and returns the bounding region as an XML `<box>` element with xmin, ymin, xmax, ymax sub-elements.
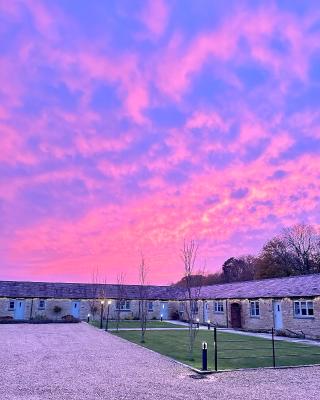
<box><xmin>175</xmin><ymin>223</ymin><xmax>320</xmax><ymax>286</ymax></box>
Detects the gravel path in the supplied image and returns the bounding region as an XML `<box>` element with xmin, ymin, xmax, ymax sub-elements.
<box><xmin>0</xmin><ymin>323</ymin><xmax>319</xmax><ymax>400</ymax></box>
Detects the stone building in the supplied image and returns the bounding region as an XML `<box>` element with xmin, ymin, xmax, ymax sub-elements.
<box><xmin>1</xmin><ymin>274</ymin><xmax>320</xmax><ymax>339</ymax></box>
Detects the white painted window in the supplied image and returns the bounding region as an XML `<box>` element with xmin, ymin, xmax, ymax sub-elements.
<box><xmin>250</xmin><ymin>301</ymin><xmax>260</xmax><ymax>317</ymax></box>
<box><xmin>294</xmin><ymin>301</ymin><xmax>314</xmax><ymax>317</ymax></box>
<box><xmin>8</xmin><ymin>300</ymin><xmax>15</xmax><ymax>310</ymax></box>
<box><xmin>214</xmin><ymin>301</ymin><xmax>224</xmax><ymax>313</ymax></box>
<box><xmin>191</xmin><ymin>300</ymin><xmax>199</xmax><ymax>313</ymax></box>
<box><xmin>148</xmin><ymin>301</ymin><xmax>153</xmax><ymax>312</ymax></box>
<box><xmin>38</xmin><ymin>299</ymin><xmax>46</xmax><ymax>310</ymax></box>
<box><xmin>116</xmin><ymin>300</ymin><xmax>130</xmax><ymax>310</ymax></box>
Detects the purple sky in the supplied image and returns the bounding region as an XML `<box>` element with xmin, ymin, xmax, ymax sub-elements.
<box><xmin>0</xmin><ymin>0</ymin><xmax>320</xmax><ymax>284</ymax></box>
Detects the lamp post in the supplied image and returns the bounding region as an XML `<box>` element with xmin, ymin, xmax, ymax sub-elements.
<box><xmin>207</xmin><ymin>319</ymin><xmax>211</xmax><ymax>330</ymax></box>
<box><xmin>87</xmin><ymin>313</ymin><xmax>90</xmax><ymax>323</ymax></box>
<box><xmin>160</xmin><ymin>314</ymin><xmax>163</xmax><ymax>322</ymax></box>
<box><xmin>105</xmin><ymin>300</ymin><xmax>112</xmax><ymax>331</ymax></box>
<box><xmin>100</xmin><ymin>300</ymin><xmax>104</xmax><ymax>329</ymax></box>
<box><xmin>196</xmin><ymin>317</ymin><xmax>200</xmax><ymax>329</ymax></box>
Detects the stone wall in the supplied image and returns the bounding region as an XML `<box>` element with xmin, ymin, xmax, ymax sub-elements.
<box><xmin>0</xmin><ymin>298</ymin><xmax>179</xmax><ymax>321</ymax></box>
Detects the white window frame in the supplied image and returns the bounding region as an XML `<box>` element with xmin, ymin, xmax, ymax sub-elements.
<box><xmin>8</xmin><ymin>300</ymin><xmax>15</xmax><ymax>310</ymax></box>
<box><xmin>214</xmin><ymin>300</ymin><xmax>224</xmax><ymax>313</ymax></box>
<box><xmin>191</xmin><ymin>300</ymin><xmax>199</xmax><ymax>314</ymax></box>
<box><xmin>116</xmin><ymin>300</ymin><xmax>131</xmax><ymax>311</ymax></box>
<box><xmin>38</xmin><ymin>299</ymin><xmax>46</xmax><ymax>310</ymax></box>
<box><xmin>294</xmin><ymin>300</ymin><xmax>314</xmax><ymax>318</ymax></box>
<box><xmin>147</xmin><ymin>301</ymin><xmax>153</xmax><ymax>312</ymax></box>
<box><xmin>250</xmin><ymin>301</ymin><xmax>260</xmax><ymax>317</ymax></box>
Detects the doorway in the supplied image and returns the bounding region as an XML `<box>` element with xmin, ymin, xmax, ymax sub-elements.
<box><xmin>160</xmin><ymin>302</ymin><xmax>168</xmax><ymax>319</ymax></box>
<box><xmin>273</xmin><ymin>300</ymin><xmax>283</xmax><ymax>330</ymax></box>
<box><xmin>14</xmin><ymin>300</ymin><xmax>25</xmax><ymax>320</ymax></box>
<box><xmin>71</xmin><ymin>301</ymin><xmax>80</xmax><ymax>318</ymax></box>
<box><xmin>203</xmin><ymin>301</ymin><xmax>209</xmax><ymax>322</ymax></box>
<box><xmin>230</xmin><ymin>303</ymin><xmax>242</xmax><ymax>328</ymax></box>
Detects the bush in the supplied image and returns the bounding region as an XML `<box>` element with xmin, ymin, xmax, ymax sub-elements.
<box><xmin>0</xmin><ymin>316</ymin><xmax>13</xmax><ymax>321</ymax></box>
<box><xmin>61</xmin><ymin>314</ymin><xmax>79</xmax><ymax>322</ymax></box>
<box><xmin>53</xmin><ymin>305</ymin><xmax>62</xmax><ymax>314</ymax></box>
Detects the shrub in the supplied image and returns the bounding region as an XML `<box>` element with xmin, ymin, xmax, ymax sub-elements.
<box><xmin>0</xmin><ymin>316</ymin><xmax>13</xmax><ymax>321</ymax></box>
<box><xmin>53</xmin><ymin>305</ymin><xmax>62</xmax><ymax>314</ymax></box>
<box><xmin>62</xmin><ymin>314</ymin><xmax>79</xmax><ymax>322</ymax></box>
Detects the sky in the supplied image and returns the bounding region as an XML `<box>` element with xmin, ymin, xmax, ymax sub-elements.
<box><xmin>0</xmin><ymin>0</ymin><xmax>320</xmax><ymax>285</ymax></box>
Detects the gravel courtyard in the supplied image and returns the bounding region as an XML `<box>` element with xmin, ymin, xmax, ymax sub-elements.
<box><xmin>1</xmin><ymin>323</ymin><xmax>319</xmax><ymax>400</ymax></box>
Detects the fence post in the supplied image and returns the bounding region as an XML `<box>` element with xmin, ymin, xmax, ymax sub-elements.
<box><xmin>272</xmin><ymin>327</ymin><xmax>276</xmax><ymax>368</ymax></box>
<box><xmin>202</xmin><ymin>342</ymin><xmax>208</xmax><ymax>371</ymax></box>
<box><xmin>214</xmin><ymin>326</ymin><xmax>218</xmax><ymax>372</ymax></box>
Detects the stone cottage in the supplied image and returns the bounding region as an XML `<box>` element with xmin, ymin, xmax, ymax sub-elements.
<box><xmin>1</xmin><ymin>274</ymin><xmax>319</xmax><ymax>339</ymax></box>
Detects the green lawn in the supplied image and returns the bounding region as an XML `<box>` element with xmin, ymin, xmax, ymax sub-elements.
<box><xmin>112</xmin><ymin>329</ymin><xmax>320</xmax><ymax>371</ymax></box>
<box><xmin>90</xmin><ymin>320</ymin><xmax>186</xmax><ymax>329</ymax></box>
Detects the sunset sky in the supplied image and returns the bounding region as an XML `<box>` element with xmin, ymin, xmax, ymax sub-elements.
<box><xmin>1</xmin><ymin>0</ymin><xmax>320</xmax><ymax>284</ymax></box>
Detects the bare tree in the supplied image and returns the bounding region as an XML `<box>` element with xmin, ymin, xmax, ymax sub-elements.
<box><xmin>283</xmin><ymin>223</ymin><xmax>320</xmax><ymax>274</ymax></box>
<box><xmin>115</xmin><ymin>273</ymin><xmax>126</xmax><ymax>331</ymax></box>
<box><xmin>89</xmin><ymin>267</ymin><xmax>103</xmax><ymax>321</ymax></box>
<box><xmin>180</xmin><ymin>239</ymin><xmax>205</xmax><ymax>361</ymax></box>
<box><xmin>138</xmin><ymin>253</ymin><xmax>149</xmax><ymax>343</ymax></box>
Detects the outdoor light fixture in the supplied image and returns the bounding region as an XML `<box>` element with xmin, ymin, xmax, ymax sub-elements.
<box><xmin>160</xmin><ymin>314</ymin><xmax>163</xmax><ymax>322</ymax></box>
<box><xmin>105</xmin><ymin>300</ymin><xmax>112</xmax><ymax>331</ymax></box>
<box><xmin>196</xmin><ymin>317</ymin><xmax>200</xmax><ymax>328</ymax></box>
<box><xmin>100</xmin><ymin>300</ymin><xmax>104</xmax><ymax>329</ymax></box>
<box><xmin>207</xmin><ymin>319</ymin><xmax>211</xmax><ymax>330</ymax></box>
<box><xmin>202</xmin><ymin>341</ymin><xmax>208</xmax><ymax>371</ymax></box>
<box><xmin>87</xmin><ymin>313</ymin><xmax>90</xmax><ymax>323</ymax></box>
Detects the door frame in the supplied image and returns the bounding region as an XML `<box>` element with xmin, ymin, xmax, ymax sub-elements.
<box><xmin>71</xmin><ymin>300</ymin><xmax>81</xmax><ymax>318</ymax></box>
<box><xmin>230</xmin><ymin>302</ymin><xmax>242</xmax><ymax>328</ymax></box>
<box><xmin>14</xmin><ymin>299</ymin><xmax>25</xmax><ymax>320</ymax></box>
<box><xmin>273</xmin><ymin>300</ymin><xmax>283</xmax><ymax>330</ymax></box>
<box><xmin>203</xmin><ymin>301</ymin><xmax>209</xmax><ymax>322</ymax></box>
<box><xmin>160</xmin><ymin>302</ymin><xmax>168</xmax><ymax>319</ymax></box>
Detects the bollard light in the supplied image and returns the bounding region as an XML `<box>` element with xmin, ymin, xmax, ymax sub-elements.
<box><xmin>202</xmin><ymin>341</ymin><xmax>208</xmax><ymax>371</ymax></box>
<box><xmin>87</xmin><ymin>313</ymin><xmax>90</xmax><ymax>323</ymax></box>
<box><xmin>196</xmin><ymin>317</ymin><xmax>200</xmax><ymax>329</ymax></box>
<box><xmin>207</xmin><ymin>319</ymin><xmax>211</xmax><ymax>330</ymax></box>
<box><xmin>160</xmin><ymin>314</ymin><xmax>163</xmax><ymax>322</ymax></box>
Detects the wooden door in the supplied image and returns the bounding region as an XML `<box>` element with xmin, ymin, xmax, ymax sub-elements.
<box><xmin>230</xmin><ymin>303</ymin><xmax>242</xmax><ymax>328</ymax></box>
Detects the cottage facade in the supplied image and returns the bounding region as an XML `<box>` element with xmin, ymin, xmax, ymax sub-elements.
<box><xmin>1</xmin><ymin>274</ymin><xmax>320</xmax><ymax>339</ymax></box>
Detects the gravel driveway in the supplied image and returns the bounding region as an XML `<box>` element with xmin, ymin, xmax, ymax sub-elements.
<box><xmin>0</xmin><ymin>323</ymin><xmax>319</xmax><ymax>400</ymax></box>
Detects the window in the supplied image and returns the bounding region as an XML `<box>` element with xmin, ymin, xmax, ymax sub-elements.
<box><xmin>148</xmin><ymin>301</ymin><xmax>153</xmax><ymax>312</ymax></box>
<box><xmin>250</xmin><ymin>301</ymin><xmax>260</xmax><ymax>317</ymax></box>
<box><xmin>179</xmin><ymin>302</ymin><xmax>185</xmax><ymax>313</ymax></box>
<box><xmin>8</xmin><ymin>300</ymin><xmax>15</xmax><ymax>310</ymax></box>
<box><xmin>191</xmin><ymin>300</ymin><xmax>199</xmax><ymax>313</ymax></box>
<box><xmin>214</xmin><ymin>301</ymin><xmax>224</xmax><ymax>313</ymax></box>
<box><xmin>294</xmin><ymin>301</ymin><xmax>314</xmax><ymax>317</ymax></box>
<box><xmin>38</xmin><ymin>299</ymin><xmax>46</xmax><ymax>310</ymax></box>
<box><xmin>116</xmin><ymin>300</ymin><xmax>130</xmax><ymax>311</ymax></box>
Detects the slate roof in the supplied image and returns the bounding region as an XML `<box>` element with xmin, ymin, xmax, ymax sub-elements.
<box><xmin>0</xmin><ymin>274</ymin><xmax>319</xmax><ymax>300</ymax></box>
<box><xmin>0</xmin><ymin>280</ymin><xmax>178</xmax><ymax>300</ymax></box>
<box><xmin>197</xmin><ymin>274</ymin><xmax>320</xmax><ymax>299</ymax></box>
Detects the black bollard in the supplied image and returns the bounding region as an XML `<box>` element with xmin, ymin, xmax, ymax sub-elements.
<box><xmin>207</xmin><ymin>320</ymin><xmax>211</xmax><ymax>330</ymax></box>
<box><xmin>87</xmin><ymin>314</ymin><xmax>90</xmax><ymax>323</ymax></box>
<box><xmin>202</xmin><ymin>342</ymin><xmax>208</xmax><ymax>371</ymax></box>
